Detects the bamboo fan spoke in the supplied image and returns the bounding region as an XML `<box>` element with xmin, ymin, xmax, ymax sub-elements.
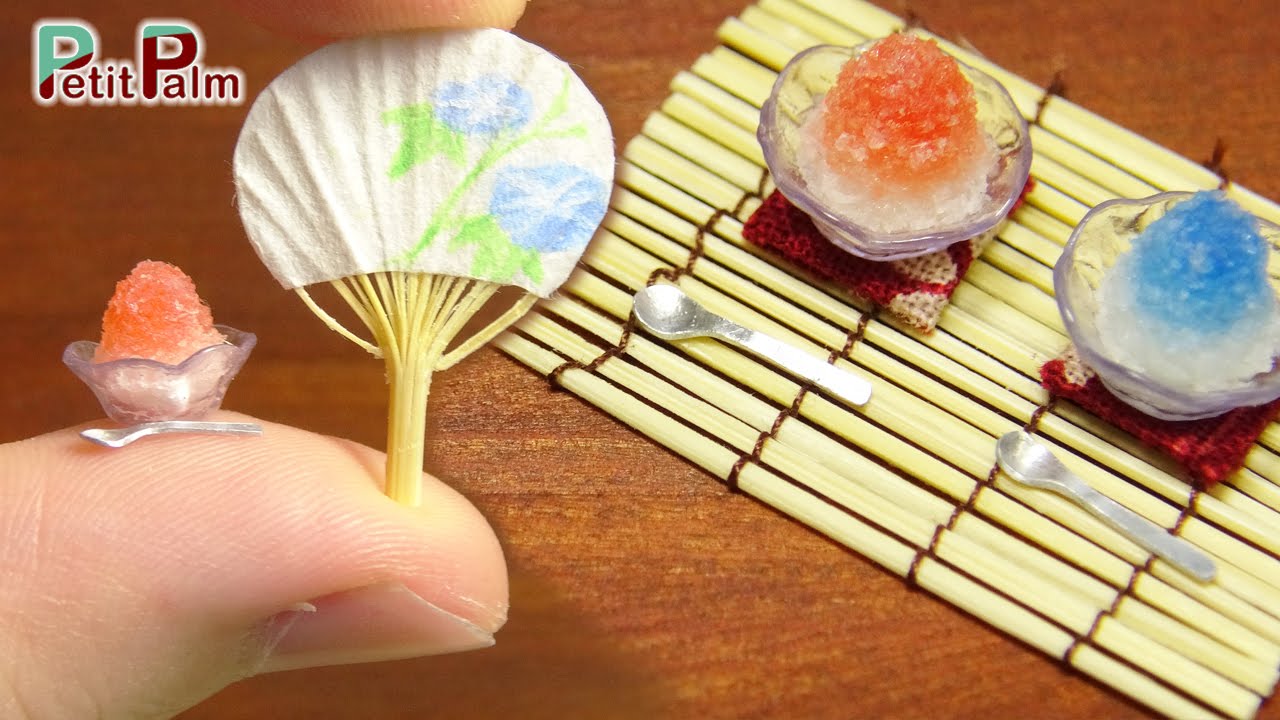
<box><xmin>296</xmin><ymin>273</ymin><xmax>528</xmax><ymax>505</ymax></box>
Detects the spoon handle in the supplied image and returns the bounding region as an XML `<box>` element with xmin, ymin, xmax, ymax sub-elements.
<box><xmin>1057</xmin><ymin>475</ymin><xmax>1216</xmax><ymax>582</ymax></box>
<box><xmin>720</xmin><ymin>324</ymin><xmax>872</xmax><ymax>406</ymax></box>
<box><xmin>81</xmin><ymin>421</ymin><xmax>264</xmax><ymax>448</ymax></box>
<box><xmin>137</xmin><ymin>421</ymin><xmax>264</xmax><ymax>440</ymax></box>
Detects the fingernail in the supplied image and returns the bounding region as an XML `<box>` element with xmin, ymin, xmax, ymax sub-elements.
<box><xmin>257</xmin><ymin>583</ymin><xmax>496</xmax><ymax>673</ymax></box>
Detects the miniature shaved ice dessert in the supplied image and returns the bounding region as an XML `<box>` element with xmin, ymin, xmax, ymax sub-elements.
<box><xmin>63</xmin><ymin>261</ymin><xmax>256</xmax><ymax>424</ymax></box>
<box><xmin>1096</xmin><ymin>192</ymin><xmax>1280</xmax><ymax>388</ymax></box>
<box><xmin>802</xmin><ymin>35</ymin><xmax>996</xmax><ymax>232</ymax></box>
<box><xmin>1056</xmin><ymin>191</ymin><xmax>1280</xmax><ymax>420</ymax></box>
<box><xmin>759</xmin><ymin>34</ymin><xmax>1031</xmax><ymax>260</ymax></box>
<box><xmin>94</xmin><ymin>261</ymin><xmax>227</xmax><ymax>364</ymax></box>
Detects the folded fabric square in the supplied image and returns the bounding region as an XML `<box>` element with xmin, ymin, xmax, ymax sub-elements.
<box><xmin>1040</xmin><ymin>348</ymin><xmax>1280</xmax><ymax>486</ymax></box>
<box><xmin>742</xmin><ymin>185</ymin><xmax>1029</xmax><ymax>333</ymax></box>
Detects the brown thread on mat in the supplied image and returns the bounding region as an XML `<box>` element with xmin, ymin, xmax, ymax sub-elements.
<box><xmin>546</xmin><ymin>317</ymin><xmax>638</xmax><ymax>390</ymax></box>
<box><xmin>1062</xmin><ymin>554</ymin><xmax>1156</xmax><ymax>666</ymax></box>
<box><xmin>547</xmin><ymin>182</ymin><xmax>764</xmax><ymax>389</ymax></box>
<box><xmin>901</xmin><ymin>9</ymin><xmax>928</xmax><ymax>31</ymax></box>
<box><xmin>724</xmin><ymin>309</ymin><xmax>875</xmax><ymax>492</ymax></box>
<box><xmin>647</xmin><ymin>207</ymin><xmax>725</xmax><ymax>286</ymax></box>
<box><xmin>1024</xmin><ymin>398</ymin><xmax>1057</xmax><ymax>431</ymax></box>
<box><xmin>1202</xmin><ymin>138</ymin><xmax>1231</xmax><ymax>190</ymax></box>
<box><xmin>906</xmin><ymin>400</ymin><xmax>1055</xmax><ymax>589</ymax></box>
<box><xmin>1172</xmin><ymin>485</ymin><xmax>1203</xmax><ymax>537</ymax></box>
<box><xmin>734</xmin><ymin>167</ymin><xmax>770</xmax><ymax>220</ymax></box>
<box><xmin>1062</xmin><ymin>483</ymin><xmax>1204</xmax><ymax>666</ymax></box>
<box><xmin>1032</xmin><ymin>70</ymin><xmax>1067</xmax><ymax>127</ymax></box>
<box><xmin>726</xmin><ymin>384</ymin><xmax>810</xmax><ymax>493</ymax></box>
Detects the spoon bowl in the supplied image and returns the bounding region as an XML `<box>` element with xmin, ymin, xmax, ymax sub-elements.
<box><xmin>995</xmin><ymin>431</ymin><xmax>1215</xmax><ymax>581</ymax></box>
<box><xmin>632</xmin><ymin>284</ymin><xmax>723</xmax><ymax>340</ymax></box>
<box><xmin>995</xmin><ymin>430</ymin><xmax>1064</xmax><ymax>492</ymax></box>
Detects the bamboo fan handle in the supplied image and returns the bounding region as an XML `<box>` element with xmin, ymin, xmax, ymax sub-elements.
<box><xmin>294</xmin><ymin>273</ymin><xmax>539</xmax><ymax>506</ymax></box>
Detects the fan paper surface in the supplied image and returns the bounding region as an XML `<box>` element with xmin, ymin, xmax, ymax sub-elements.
<box><xmin>233</xmin><ymin>29</ymin><xmax>614</xmax><ymax>297</ymax></box>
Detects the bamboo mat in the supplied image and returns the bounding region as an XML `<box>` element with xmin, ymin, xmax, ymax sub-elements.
<box><xmin>495</xmin><ymin>0</ymin><xmax>1280</xmax><ymax>716</ymax></box>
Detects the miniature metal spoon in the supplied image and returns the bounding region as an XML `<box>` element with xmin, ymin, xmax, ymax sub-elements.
<box><xmin>80</xmin><ymin>421</ymin><xmax>264</xmax><ymax>448</ymax></box>
<box><xmin>632</xmin><ymin>284</ymin><xmax>872</xmax><ymax>406</ymax></box>
<box><xmin>996</xmin><ymin>431</ymin><xmax>1216</xmax><ymax>582</ymax></box>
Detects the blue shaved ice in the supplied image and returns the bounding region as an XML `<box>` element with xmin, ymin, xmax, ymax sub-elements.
<box><xmin>1095</xmin><ymin>191</ymin><xmax>1280</xmax><ymax>392</ymax></box>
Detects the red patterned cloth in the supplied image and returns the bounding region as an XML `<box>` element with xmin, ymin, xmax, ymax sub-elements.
<box><xmin>1041</xmin><ymin>349</ymin><xmax>1280</xmax><ymax>487</ymax></box>
<box><xmin>742</xmin><ymin>183</ymin><xmax>1030</xmax><ymax>332</ymax></box>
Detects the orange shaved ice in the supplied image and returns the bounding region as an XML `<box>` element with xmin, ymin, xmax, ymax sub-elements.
<box><xmin>94</xmin><ymin>261</ymin><xmax>226</xmax><ymax>364</ymax></box>
<box><xmin>793</xmin><ymin>34</ymin><xmax>999</xmax><ymax>236</ymax></box>
<box><xmin>821</xmin><ymin>34</ymin><xmax>983</xmax><ymax>189</ymax></box>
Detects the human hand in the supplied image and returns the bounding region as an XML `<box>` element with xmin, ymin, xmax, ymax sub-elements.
<box><xmin>0</xmin><ymin>415</ymin><xmax>508</xmax><ymax>719</ymax></box>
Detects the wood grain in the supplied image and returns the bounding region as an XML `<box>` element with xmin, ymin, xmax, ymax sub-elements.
<box><xmin>1</xmin><ymin>0</ymin><xmax>1277</xmax><ymax>717</ymax></box>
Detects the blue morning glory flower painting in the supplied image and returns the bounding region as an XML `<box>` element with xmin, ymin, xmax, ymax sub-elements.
<box><xmin>383</xmin><ymin>66</ymin><xmax>611</xmax><ymax>291</ymax></box>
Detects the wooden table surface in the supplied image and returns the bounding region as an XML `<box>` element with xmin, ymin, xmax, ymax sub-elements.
<box><xmin>2</xmin><ymin>1</ymin><xmax>1277</xmax><ymax>717</ymax></box>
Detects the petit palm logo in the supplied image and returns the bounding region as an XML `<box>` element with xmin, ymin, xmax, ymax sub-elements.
<box><xmin>33</xmin><ymin>18</ymin><xmax>245</xmax><ymax>106</ymax></box>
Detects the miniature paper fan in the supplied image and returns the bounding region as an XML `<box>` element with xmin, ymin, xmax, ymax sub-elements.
<box><xmin>232</xmin><ymin>30</ymin><xmax>615</xmax><ymax>506</ymax></box>
<box><xmin>234</xmin><ymin>29</ymin><xmax>613</xmax><ymax>297</ymax></box>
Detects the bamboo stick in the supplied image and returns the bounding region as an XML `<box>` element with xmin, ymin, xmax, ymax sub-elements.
<box><xmin>756</xmin><ymin>0</ymin><xmax>866</xmax><ymax>47</ymax></box>
<box><xmin>716</xmin><ymin>16</ymin><xmax>796</xmax><ymax>71</ymax></box>
<box><xmin>964</xmin><ymin>260</ymin><xmax>1063</xmax><ymax>329</ymax></box>
<box><xmin>1030</xmin><ymin>149</ymin><xmax>1129</xmax><ymax>208</ymax></box>
<box><xmin>605</xmin><ymin>204</ymin><xmax>1280</xmax><ymax>582</ymax></box>
<box><xmin>642</xmin><ymin>112</ymin><xmax>765</xmax><ymax>191</ymax></box>
<box><xmin>496</xmin><ymin>327</ymin><xmax>1239</xmax><ymax>719</ymax></box>
<box><xmin>978</xmin><ymin>241</ymin><xmax>1056</xmax><ymax>295</ymax></box>
<box><xmin>998</xmin><ymin>220</ymin><xmax>1067</xmax><ymax>268</ymax></box>
<box><xmin>787</xmin><ymin>0</ymin><xmax>904</xmax><ymax>49</ymax></box>
<box><xmin>739</xmin><ymin>5</ymin><xmax>824</xmax><ymax>54</ymax></box>
<box><xmin>690</xmin><ymin>48</ymin><xmax>775</xmax><ymax>107</ymax></box>
<box><xmin>626</xmin><ymin>134</ymin><xmax>759</xmax><ymax>212</ymax></box>
<box><xmin>1014</xmin><ymin>203</ymin><xmax>1075</xmax><ymax>246</ymax></box>
<box><xmin>609</xmin><ymin>161</ymin><xmax>1280</xmax><ymax>566</ymax></box>
<box><xmin>529</xmin><ymin>302</ymin><xmax>1268</xmax><ymax>711</ymax></box>
<box><xmin>542</xmin><ymin>284</ymin><xmax>1280</xmax><ymax>665</ymax></box>
<box><xmin>668</xmin><ymin>72</ymin><xmax>761</xmax><ymax>132</ymax></box>
<box><xmin>1232</xmin><ymin>462</ymin><xmax>1280</xmax><ymax>513</ymax></box>
<box><xmin>660</xmin><ymin>93</ymin><xmax>764</xmax><ymax>164</ymax></box>
<box><xmin>1027</xmin><ymin>126</ymin><xmax>1161</xmax><ymax>199</ymax></box>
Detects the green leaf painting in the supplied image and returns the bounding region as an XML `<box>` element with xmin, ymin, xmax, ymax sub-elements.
<box><xmin>382</xmin><ymin>103</ymin><xmax>465</xmax><ymax>178</ymax></box>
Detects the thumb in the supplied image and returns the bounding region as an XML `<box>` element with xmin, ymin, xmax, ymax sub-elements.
<box><xmin>0</xmin><ymin>414</ymin><xmax>507</xmax><ymax>720</ymax></box>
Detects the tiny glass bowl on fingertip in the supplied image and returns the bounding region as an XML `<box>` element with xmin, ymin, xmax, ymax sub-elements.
<box><xmin>62</xmin><ymin>326</ymin><xmax>257</xmax><ymax>425</ymax></box>
<box><xmin>1055</xmin><ymin>192</ymin><xmax>1280</xmax><ymax>421</ymax></box>
<box><xmin>758</xmin><ymin>42</ymin><xmax>1032</xmax><ymax>261</ymax></box>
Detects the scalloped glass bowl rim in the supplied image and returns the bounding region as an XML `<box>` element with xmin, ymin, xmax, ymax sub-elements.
<box><xmin>63</xmin><ymin>325</ymin><xmax>257</xmax><ymax>374</ymax></box>
<box><xmin>62</xmin><ymin>325</ymin><xmax>257</xmax><ymax>423</ymax></box>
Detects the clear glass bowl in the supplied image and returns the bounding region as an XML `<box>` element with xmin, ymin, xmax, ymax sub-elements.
<box><xmin>63</xmin><ymin>325</ymin><xmax>256</xmax><ymax>424</ymax></box>
<box><xmin>758</xmin><ymin>41</ymin><xmax>1032</xmax><ymax>261</ymax></box>
<box><xmin>1055</xmin><ymin>192</ymin><xmax>1280</xmax><ymax>420</ymax></box>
